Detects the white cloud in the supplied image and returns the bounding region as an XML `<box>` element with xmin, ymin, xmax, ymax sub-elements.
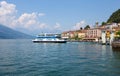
<box><xmin>0</xmin><ymin>1</ymin><xmax>47</xmax><ymax>34</ymax></box>
<box><xmin>54</xmin><ymin>23</ymin><xmax>61</xmax><ymax>29</ymax></box>
<box><xmin>15</xmin><ymin>13</ymin><xmax>48</xmax><ymax>31</ymax></box>
<box><xmin>0</xmin><ymin>1</ymin><xmax>17</xmax><ymax>15</ymax></box>
<box><xmin>39</xmin><ymin>23</ymin><xmax>47</xmax><ymax>29</ymax></box>
<box><xmin>72</xmin><ymin>20</ymin><xmax>86</xmax><ymax>30</ymax></box>
<box><xmin>47</xmin><ymin>22</ymin><xmax>62</xmax><ymax>33</ymax></box>
<box><xmin>0</xmin><ymin>1</ymin><xmax>17</xmax><ymax>27</ymax></box>
<box><xmin>38</xmin><ymin>13</ymin><xmax>45</xmax><ymax>16</ymax></box>
<box><xmin>17</xmin><ymin>13</ymin><xmax>37</xmax><ymax>28</ymax></box>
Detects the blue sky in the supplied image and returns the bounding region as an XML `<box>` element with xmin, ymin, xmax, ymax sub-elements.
<box><xmin>0</xmin><ymin>0</ymin><xmax>120</xmax><ymax>35</ymax></box>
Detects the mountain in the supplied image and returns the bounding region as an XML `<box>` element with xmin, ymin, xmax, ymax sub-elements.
<box><xmin>0</xmin><ymin>24</ymin><xmax>33</xmax><ymax>39</ymax></box>
<box><xmin>107</xmin><ymin>9</ymin><xmax>120</xmax><ymax>23</ymax></box>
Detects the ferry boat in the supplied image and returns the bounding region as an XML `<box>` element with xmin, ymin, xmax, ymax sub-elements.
<box><xmin>32</xmin><ymin>33</ymin><xmax>67</xmax><ymax>43</ymax></box>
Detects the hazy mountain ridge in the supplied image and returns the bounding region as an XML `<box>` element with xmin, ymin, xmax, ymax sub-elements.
<box><xmin>0</xmin><ymin>24</ymin><xmax>33</xmax><ymax>39</ymax></box>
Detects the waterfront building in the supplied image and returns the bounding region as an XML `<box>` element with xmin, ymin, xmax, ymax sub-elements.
<box><xmin>100</xmin><ymin>23</ymin><xmax>118</xmax><ymax>44</ymax></box>
<box><xmin>76</xmin><ymin>30</ymin><xmax>87</xmax><ymax>39</ymax></box>
<box><xmin>113</xmin><ymin>28</ymin><xmax>120</xmax><ymax>38</ymax></box>
<box><xmin>83</xmin><ymin>28</ymin><xmax>102</xmax><ymax>42</ymax></box>
<box><xmin>61</xmin><ymin>23</ymin><xmax>120</xmax><ymax>42</ymax></box>
<box><xmin>61</xmin><ymin>31</ymin><xmax>69</xmax><ymax>39</ymax></box>
<box><xmin>61</xmin><ymin>31</ymin><xmax>76</xmax><ymax>39</ymax></box>
<box><xmin>104</xmin><ymin>23</ymin><xmax>120</xmax><ymax>38</ymax></box>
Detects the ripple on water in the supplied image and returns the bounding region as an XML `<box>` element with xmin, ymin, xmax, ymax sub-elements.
<box><xmin>0</xmin><ymin>40</ymin><xmax>120</xmax><ymax>76</ymax></box>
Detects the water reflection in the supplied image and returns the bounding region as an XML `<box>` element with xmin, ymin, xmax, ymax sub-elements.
<box><xmin>102</xmin><ymin>45</ymin><xmax>107</xmax><ymax>56</ymax></box>
<box><xmin>112</xmin><ymin>51</ymin><xmax>120</xmax><ymax>59</ymax></box>
<box><xmin>0</xmin><ymin>40</ymin><xmax>120</xmax><ymax>76</ymax></box>
<box><xmin>112</xmin><ymin>47</ymin><xmax>120</xmax><ymax>51</ymax></box>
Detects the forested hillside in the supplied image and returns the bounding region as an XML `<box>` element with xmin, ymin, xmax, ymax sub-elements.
<box><xmin>107</xmin><ymin>9</ymin><xmax>120</xmax><ymax>23</ymax></box>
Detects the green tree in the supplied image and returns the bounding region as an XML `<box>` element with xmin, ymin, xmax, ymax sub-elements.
<box><xmin>116</xmin><ymin>30</ymin><xmax>120</xmax><ymax>38</ymax></box>
<box><xmin>84</xmin><ymin>25</ymin><xmax>90</xmax><ymax>29</ymax></box>
<box><xmin>101</xmin><ymin>22</ymin><xmax>107</xmax><ymax>26</ymax></box>
<box><xmin>80</xmin><ymin>27</ymin><xmax>83</xmax><ymax>30</ymax></box>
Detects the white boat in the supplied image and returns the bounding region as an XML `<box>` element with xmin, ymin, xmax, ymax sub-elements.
<box><xmin>32</xmin><ymin>33</ymin><xmax>67</xmax><ymax>43</ymax></box>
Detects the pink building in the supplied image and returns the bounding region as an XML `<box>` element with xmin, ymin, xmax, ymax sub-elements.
<box><xmin>83</xmin><ymin>28</ymin><xmax>102</xmax><ymax>41</ymax></box>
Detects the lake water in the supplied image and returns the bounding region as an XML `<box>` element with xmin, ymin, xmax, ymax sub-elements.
<box><xmin>0</xmin><ymin>39</ymin><xmax>120</xmax><ymax>76</ymax></box>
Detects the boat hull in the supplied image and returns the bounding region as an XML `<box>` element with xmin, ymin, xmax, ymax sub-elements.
<box><xmin>112</xmin><ymin>41</ymin><xmax>120</xmax><ymax>51</ymax></box>
<box><xmin>32</xmin><ymin>40</ymin><xmax>67</xmax><ymax>43</ymax></box>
